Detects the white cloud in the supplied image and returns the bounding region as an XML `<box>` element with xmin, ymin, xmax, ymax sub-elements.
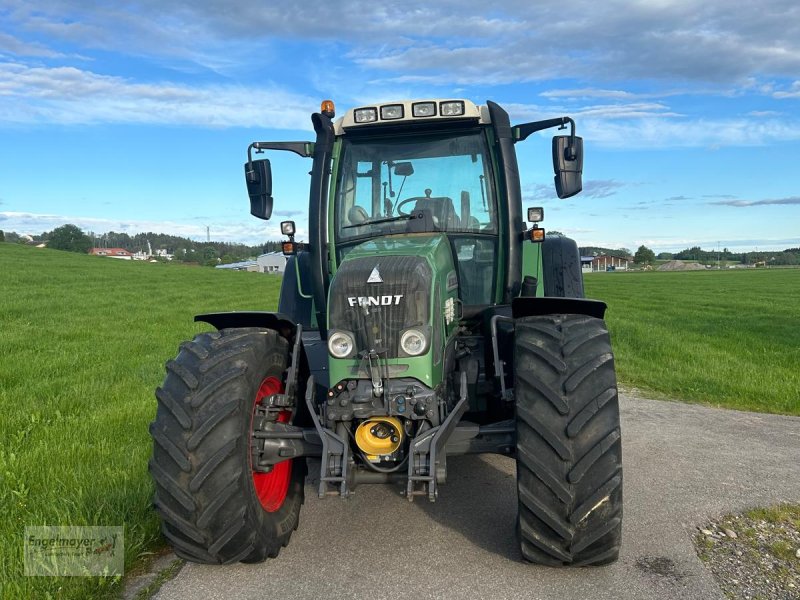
<box><xmin>540</xmin><ymin>88</ymin><xmax>643</xmax><ymax>100</ymax></box>
<box><xmin>9</xmin><ymin>1</ymin><xmax>800</xmax><ymax>85</ymax></box>
<box><xmin>504</xmin><ymin>101</ymin><xmax>681</xmax><ymax>122</ymax></box>
<box><xmin>773</xmin><ymin>81</ymin><xmax>800</xmax><ymax>98</ymax></box>
<box><xmin>0</xmin><ymin>62</ymin><xmax>317</xmax><ymax>128</ymax></box>
<box><xmin>709</xmin><ymin>196</ymin><xmax>800</xmax><ymax>207</ymax></box>
<box><xmin>0</xmin><ymin>211</ymin><xmax>302</xmax><ymax>244</ymax></box>
<box><xmin>581</xmin><ymin>116</ymin><xmax>800</xmax><ymax>148</ymax></box>
<box><xmin>0</xmin><ymin>32</ymin><xmax>64</xmax><ymax>58</ymax></box>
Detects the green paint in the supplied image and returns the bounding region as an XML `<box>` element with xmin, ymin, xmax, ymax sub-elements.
<box><xmin>327</xmin><ymin>234</ymin><xmax>458</xmax><ymax>388</ymax></box>
<box><xmin>521</xmin><ymin>239</ymin><xmax>544</xmax><ymax>296</ymax></box>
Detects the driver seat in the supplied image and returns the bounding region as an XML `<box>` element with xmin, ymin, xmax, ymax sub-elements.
<box><xmin>413</xmin><ymin>197</ymin><xmax>459</xmax><ymax>229</ymax></box>
<box><xmin>348</xmin><ymin>205</ymin><xmax>369</xmax><ymax>225</ymax></box>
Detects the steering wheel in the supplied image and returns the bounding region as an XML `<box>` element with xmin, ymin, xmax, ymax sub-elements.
<box><xmin>396</xmin><ymin>197</ymin><xmax>427</xmax><ymax>216</ymax></box>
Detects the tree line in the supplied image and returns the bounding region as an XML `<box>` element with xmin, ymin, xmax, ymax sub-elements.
<box><xmin>581</xmin><ymin>243</ymin><xmax>800</xmax><ymax>266</ymax></box>
<box><xmin>1</xmin><ymin>225</ymin><xmax>283</xmax><ymax>266</ymax></box>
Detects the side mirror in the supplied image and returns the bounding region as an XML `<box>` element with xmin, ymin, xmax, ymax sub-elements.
<box><xmin>244</xmin><ymin>159</ymin><xmax>273</xmax><ymax>220</ymax></box>
<box><xmin>394</xmin><ymin>162</ymin><xmax>414</xmax><ymax>177</ymax></box>
<box><xmin>552</xmin><ymin>136</ymin><xmax>583</xmax><ymax>199</ymax></box>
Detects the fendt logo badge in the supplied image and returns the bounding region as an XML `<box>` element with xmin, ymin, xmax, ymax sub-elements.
<box><xmin>367</xmin><ymin>265</ymin><xmax>383</xmax><ymax>283</ymax></box>
<box><xmin>347</xmin><ymin>295</ymin><xmax>403</xmax><ymax>307</ymax></box>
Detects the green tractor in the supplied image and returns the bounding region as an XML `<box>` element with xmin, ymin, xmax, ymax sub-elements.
<box><xmin>149</xmin><ymin>98</ymin><xmax>622</xmax><ymax>567</ymax></box>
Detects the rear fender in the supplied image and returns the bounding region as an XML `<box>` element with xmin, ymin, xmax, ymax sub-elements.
<box><xmin>511</xmin><ymin>297</ymin><xmax>607</xmax><ymax>319</ymax></box>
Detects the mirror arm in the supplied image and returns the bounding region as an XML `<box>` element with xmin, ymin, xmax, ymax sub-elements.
<box><xmin>513</xmin><ymin>117</ymin><xmax>575</xmax><ymax>143</ymax></box>
<box><xmin>247</xmin><ymin>141</ymin><xmax>314</xmax><ymax>163</ymax></box>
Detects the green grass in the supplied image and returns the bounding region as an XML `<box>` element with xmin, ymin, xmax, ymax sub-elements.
<box><xmin>0</xmin><ymin>244</ymin><xmax>282</xmax><ymax>599</ymax></box>
<box><xmin>585</xmin><ymin>269</ymin><xmax>800</xmax><ymax>415</ymax></box>
<box><xmin>2</xmin><ymin>245</ymin><xmax>798</xmax><ymax>598</ymax></box>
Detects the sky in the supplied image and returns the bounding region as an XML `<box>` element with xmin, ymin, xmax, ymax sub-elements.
<box><xmin>1</xmin><ymin>0</ymin><xmax>799</xmax><ymax>252</ymax></box>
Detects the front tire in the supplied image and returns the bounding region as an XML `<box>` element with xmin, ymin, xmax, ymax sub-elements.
<box><xmin>513</xmin><ymin>314</ymin><xmax>622</xmax><ymax>566</ymax></box>
<box><xmin>149</xmin><ymin>327</ymin><xmax>305</xmax><ymax>564</ymax></box>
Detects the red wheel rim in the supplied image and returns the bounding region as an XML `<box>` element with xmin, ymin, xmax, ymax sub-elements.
<box><xmin>251</xmin><ymin>376</ymin><xmax>292</xmax><ymax>512</ymax></box>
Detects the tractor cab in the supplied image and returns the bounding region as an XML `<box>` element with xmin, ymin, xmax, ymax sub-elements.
<box><xmin>332</xmin><ymin>123</ymin><xmax>500</xmax><ymax>307</ymax></box>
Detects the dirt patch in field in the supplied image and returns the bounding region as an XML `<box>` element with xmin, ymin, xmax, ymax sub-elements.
<box><xmin>657</xmin><ymin>260</ymin><xmax>707</xmax><ymax>271</ymax></box>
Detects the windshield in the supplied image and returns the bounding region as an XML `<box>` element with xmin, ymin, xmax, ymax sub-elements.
<box><xmin>334</xmin><ymin>132</ymin><xmax>497</xmax><ymax>241</ymax></box>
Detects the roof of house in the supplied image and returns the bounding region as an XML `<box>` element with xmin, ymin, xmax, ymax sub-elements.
<box><xmin>89</xmin><ymin>247</ymin><xmax>132</xmax><ymax>255</ymax></box>
<box><xmin>592</xmin><ymin>254</ymin><xmax>631</xmax><ymax>261</ymax></box>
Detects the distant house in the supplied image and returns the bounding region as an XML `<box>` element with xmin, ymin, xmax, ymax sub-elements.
<box><xmin>132</xmin><ymin>248</ymin><xmax>174</xmax><ymax>261</ymax></box>
<box><xmin>89</xmin><ymin>247</ymin><xmax>133</xmax><ymax>260</ymax></box>
<box><xmin>581</xmin><ymin>256</ymin><xmax>594</xmax><ymax>273</ymax></box>
<box><xmin>590</xmin><ymin>254</ymin><xmax>631</xmax><ymax>272</ymax></box>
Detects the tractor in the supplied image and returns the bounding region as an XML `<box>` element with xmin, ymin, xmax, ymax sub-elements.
<box><xmin>149</xmin><ymin>98</ymin><xmax>622</xmax><ymax>567</ymax></box>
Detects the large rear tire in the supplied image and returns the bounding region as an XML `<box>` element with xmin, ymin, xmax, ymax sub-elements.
<box><xmin>513</xmin><ymin>314</ymin><xmax>622</xmax><ymax>566</ymax></box>
<box><xmin>149</xmin><ymin>327</ymin><xmax>306</xmax><ymax>564</ymax></box>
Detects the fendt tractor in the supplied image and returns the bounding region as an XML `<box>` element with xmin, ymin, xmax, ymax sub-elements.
<box><xmin>150</xmin><ymin>98</ymin><xmax>623</xmax><ymax>567</ymax></box>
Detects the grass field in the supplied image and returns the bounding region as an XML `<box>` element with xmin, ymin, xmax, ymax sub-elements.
<box><xmin>0</xmin><ymin>244</ymin><xmax>281</xmax><ymax>599</ymax></box>
<box><xmin>585</xmin><ymin>269</ymin><xmax>800</xmax><ymax>415</ymax></box>
<box><xmin>1</xmin><ymin>243</ymin><xmax>798</xmax><ymax>599</ymax></box>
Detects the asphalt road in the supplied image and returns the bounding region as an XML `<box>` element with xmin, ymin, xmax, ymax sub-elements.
<box><xmin>154</xmin><ymin>392</ymin><xmax>800</xmax><ymax>600</ymax></box>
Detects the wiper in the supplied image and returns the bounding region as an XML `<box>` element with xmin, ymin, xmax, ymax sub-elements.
<box><xmin>342</xmin><ymin>214</ymin><xmax>412</xmax><ymax>229</ymax></box>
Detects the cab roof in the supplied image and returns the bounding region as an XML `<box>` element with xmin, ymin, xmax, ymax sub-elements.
<box><xmin>334</xmin><ymin>99</ymin><xmax>492</xmax><ymax>135</ymax></box>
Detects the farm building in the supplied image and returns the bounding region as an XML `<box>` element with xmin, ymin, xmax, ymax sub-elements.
<box><xmin>215</xmin><ymin>252</ymin><xmax>287</xmax><ymax>274</ymax></box>
<box><xmin>216</xmin><ymin>260</ymin><xmax>261</xmax><ymax>272</ymax></box>
<box><xmin>257</xmin><ymin>252</ymin><xmax>287</xmax><ymax>274</ymax></box>
<box><xmin>590</xmin><ymin>254</ymin><xmax>631</xmax><ymax>272</ymax></box>
<box><xmin>581</xmin><ymin>256</ymin><xmax>594</xmax><ymax>273</ymax></box>
<box><xmin>89</xmin><ymin>247</ymin><xmax>133</xmax><ymax>260</ymax></box>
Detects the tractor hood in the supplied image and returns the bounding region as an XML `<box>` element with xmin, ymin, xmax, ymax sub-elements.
<box><xmin>327</xmin><ymin>234</ymin><xmax>458</xmax><ymax>387</ymax></box>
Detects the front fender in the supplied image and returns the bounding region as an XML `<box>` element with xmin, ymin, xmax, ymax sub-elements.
<box><xmin>511</xmin><ymin>297</ymin><xmax>607</xmax><ymax>320</ymax></box>
<box><xmin>195</xmin><ymin>311</ymin><xmax>296</xmax><ymax>338</ymax></box>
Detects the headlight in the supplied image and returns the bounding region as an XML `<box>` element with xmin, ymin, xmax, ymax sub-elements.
<box><xmin>380</xmin><ymin>104</ymin><xmax>404</xmax><ymax>120</ymax></box>
<box><xmin>412</xmin><ymin>102</ymin><xmax>436</xmax><ymax>117</ymax></box>
<box><xmin>328</xmin><ymin>331</ymin><xmax>355</xmax><ymax>358</ymax></box>
<box><xmin>354</xmin><ymin>107</ymin><xmax>378</xmax><ymax>123</ymax></box>
<box><xmin>439</xmin><ymin>101</ymin><xmax>465</xmax><ymax>116</ymax></box>
<box><xmin>400</xmin><ymin>328</ymin><xmax>427</xmax><ymax>357</ymax></box>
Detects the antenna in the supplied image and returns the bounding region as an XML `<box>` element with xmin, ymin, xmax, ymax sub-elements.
<box><xmin>206</xmin><ymin>226</ymin><xmax>210</xmax><ymax>242</ymax></box>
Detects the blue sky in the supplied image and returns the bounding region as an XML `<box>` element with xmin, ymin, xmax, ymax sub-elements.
<box><xmin>1</xmin><ymin>1</ymin><xmax>799</xmax><ymax>252</ymax></box>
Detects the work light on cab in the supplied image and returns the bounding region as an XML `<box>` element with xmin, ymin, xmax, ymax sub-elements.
<box><xmin>280</xmin><ymin>220</ymin><xmax>296</xmax><ymax>236</ymax></box>
<box><xmin>412</xmin><ymin>102</ymin><xmax>436</xmax><ymax>117</ymax></box>
<box><xmin>527</xmin><ymin>207</ymin><xmax>544</xmax><ymax>223</ymax></box>
<box><xmin>354</xmin><ymin>107</ymin><xmax>378</xmax><ymax>123</ymax></box>
<box><xmin>380</xmin><ymin>104</ymin><xmax>404</xmax><ymax>120</ymax></box>
<box><xmin>439</xmin><ymin>101</ymin><xmax>465</xmax><ymax>116</ymax></box>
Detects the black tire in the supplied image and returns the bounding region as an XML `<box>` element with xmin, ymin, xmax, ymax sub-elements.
<box><xmin>149</xmin><ymin>327</ymin><xmax>306</xmax><ymax>564</ymax></box>
<box><xmin>513</xmin><ymin>314</ymin><xmax>622</xmax><ymax>566</ymax></box>
<box><xmin>542</xmin><ymin>236</ymin><xmax>584</xmax><ymax>298</ymax></box>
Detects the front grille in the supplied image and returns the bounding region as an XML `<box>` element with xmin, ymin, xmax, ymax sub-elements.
<box><xmin>328</xmin><ymin>255</ymin><xmax>431</xmax><ymax>357</ymax></box>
